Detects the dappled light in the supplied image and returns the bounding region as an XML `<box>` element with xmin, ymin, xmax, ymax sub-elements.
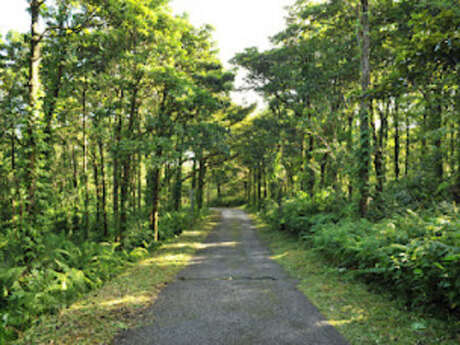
<box><xmin>315</xmin><ymin>320</ymin><xmax>354</xmax><ymax>328</ymax></box>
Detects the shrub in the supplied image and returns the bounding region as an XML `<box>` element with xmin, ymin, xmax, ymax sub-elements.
<box><xmin>310</xmin><ymin>205</ymin><xmax>460</xmax><ymax>313</ymax></box>
<box><xmin>260</xmin><ymin>192</ymin><xmax>459</xmax><ymax>314</ymax></box>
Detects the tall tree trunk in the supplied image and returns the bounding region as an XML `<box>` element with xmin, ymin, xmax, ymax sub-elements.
<box><xmin>455</xmin><ymin>115</ymin><xmax>460</xmax><ymax>202</ymax></box>
<box><xmin>113</xmin><ymin>94</ymin><xmax>123</xmax><ymax>234</ymax></box>
<box><xmin>263</xmin><ymin>167</ymin><xmax>268</xmax><ymax>199</ymax></box>
<box><xmin>405</xmin><ymin>111</ymin><xmax>410</xmax><ymax>176</ymax></box>
<box><xmin>137</xmin><ymin>153</ymin><xmax>142</xmax><ymax>212</ymax></box>
<box><xmin>347</xmin><ymin>111</ymin><xmax>354</xmax><ymax>199</ymax></box>
<box><xmin>92</xmin><ymin>146</ymin><xmax>101</xmax><ymax>229</ymax></box>
<box><xmin>26</xmin><ymin>0</ymin><xmax>44</xmax><ymax>214</ymax></box>
<box><xmin>72</xmin><ymin>146</ymin><xmax>78</xmax><ymax>189</ymax></box>
<box><xmin>173</xmin><ymin>153</ymin><xmax>183</xmax><ymax>211</ymax></box>
<box><xmin>120</xmin><ymin>88</ymin><xmax>137</xmax><ymax>235</ymax></box>
<box><xmin>98</xmin><ymin>139</ymin><xmax>108</xmax><ymax>237</ymax></box>
<box><xmin>149</xmin><ymin>157</ymin><xmax>162</xmax><ymax>242</ymax></box>
<box><xmin>197</xmin><ymin>158</ymin><xmax>206</xmax><ymax>210</ymax></box>
<box><xmin>371</xmin><ymin>100</ymin><xmax>385</xmax><ymax>194</ymax></box>
<box><xmin>257</xmin><ymin>164</ymin><xmax>262</xmax><ymax>209</ymax></box>
<box><xmin>358</xmin><ymin>0</ymin><xmax>371</xmax><ymax>217</ymax></box>
<box><xmin>394</xmin><ymin>101</ymin><xmax>400</xmax><ymax>180</ymax></box>
<box><xmin>82</xmin><ymin>87</ymin><xmax>89</xmax><ymax>238</ymax></box>
<box><xmin>191</xmin><ymin>158</ymin><xmax>197</xmax><ymax>213</ymax></box>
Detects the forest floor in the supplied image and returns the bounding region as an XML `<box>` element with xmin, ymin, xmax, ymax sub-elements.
<box><xmin>113</xmin><ymin>208</ymin><xmax>348</xmax><ymax>345</ymax></box>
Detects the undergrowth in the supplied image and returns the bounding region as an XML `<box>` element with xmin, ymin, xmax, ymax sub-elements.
<box><xmin>0</xmin><ymin>208</ymin><xmax>205</xmax><ymax>344</ymax></box>
<box><xmin>258</xmin><ymin>191</ymin><xmax>460</xmax><ymax>317</ymax></box>
<box><xmin>11</xmin><ymin>210</ymin><xmax>217</xmax><ymax>345</ymax></box>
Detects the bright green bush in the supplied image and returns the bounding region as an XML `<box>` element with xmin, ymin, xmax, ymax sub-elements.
<box><xmin>261</xmin><ymin>195</ymin><xmax>460</xmax><ymax>314</ymax></box>
<box><xmin>311</xmin><ymin>205</ymin><xmax>460</xmax><ymax>313</ymax></box>
<box><xmin>0</xmin><ymin>209</ymin><xmax>202</xmax><ymax>342</ymax></box>
<box><xmin>263</xmin><ymin>190</ymin><xmax>344</xmax><ymax>235</ymax></box>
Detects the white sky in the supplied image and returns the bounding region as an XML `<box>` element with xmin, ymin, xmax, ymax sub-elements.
<box><xmin>0</xmin><ymin>0</ymin><xmax>293</xmax><ymax>107</ymax></box>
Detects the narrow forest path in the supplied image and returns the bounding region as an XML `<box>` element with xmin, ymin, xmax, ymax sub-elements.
<box><xmin>113</xmin><ymin>209</ymin><xmax>349</xmax><ymax>345</ymax></box>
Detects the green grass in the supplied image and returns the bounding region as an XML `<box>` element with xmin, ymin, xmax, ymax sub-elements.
<box><xmin>13</xmin><ymin>212</ymin><xmax>219</xmax><ymax>345</ymax></box>
<box><xmin>251</xmin><ymin>214</ymin><xmax>460</xmax><ymax>345</ymax></box>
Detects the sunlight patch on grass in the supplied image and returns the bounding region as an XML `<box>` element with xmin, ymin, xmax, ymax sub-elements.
<box><xmin>14</xmin><ymin>213</ymin><xmax>219</xmax><ymax>345</ymax></box>
<box><xmin>270</xmin><ymin>252</ymin><xmax>288</xmax><ymax>260</ymax></box>
<box><xmin>99</xmin><ymin>295</ymin><xmax>152</xmax><ymax>308</ymax></box>
<box><xmin>316</xmin><ymin>319</ymin><xmax>353</xmax><ymax>327</ymax></box>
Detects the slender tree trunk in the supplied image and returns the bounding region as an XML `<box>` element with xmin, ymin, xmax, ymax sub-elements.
<box><xmin>455</xmin><ymin>115</ymin><xmax>460</xmax><ymax>202</ymax></box>
<box><xmin>191</xmin><ymin>158</ymin><xmax>197</xmax><ymax>213</ymax></box>
<box><xmin>137</xmin><ymin>153</ymin><xmax>142</xmax><ymax>211</ymax></box>
<box><xmin>253</xmin><ymin>169</ymin><xmax>258</xmax><ymax>206</ymax></box>
<box><xmin>98</xmin><ymin>139</ymin><xmax>108</xmax><ymax>237</ymax></box>
<box><xmin>173</xmin><ymin>154</ymin><xmax>183</xmax><ymax>211</ymax></box>
<box><xmin>197</xmin><ymin>158</ymin><xmax>206</xmax><ymax>210</ymax></box>
<box><xmin>372</xmin><ymin>100</ymin><xmax>385</xmax><ymax>194</ymax></box>
<box><xmin>149</xmin><ymin>156</ymin><xmax>162</xmax><ymax>242</ymax></box>
<box><xmin>394</xmin><ymin>101</ymin><xmax>400</xmax><ymax>180</ymax></box>
<box><xmin>347</xmin><ymin>111</ymin><xmax>354</xmax><ymax>199</ymax></box>
<box><xmin>82</xmin><ymin>87</ymin><xmax>89</xmax><ymax>238</ymax></box>
<box><xmin>113</xmin><ymin>94</ymin><xmax>122</xmax><ymax>234</ymax></box>
<box><xmin>245</xmin><ymin>176</ymin><xmax>250</xmax><ymax>204</ymax></box>
<box><xmin>263</xmin><ymin>167</ymin><xmax>268</xmax><ymax>199</ymax></box>
<box><xmin>72</xmin><ymin>146</ymin><xmax>78</xmax><ymax>189</ymax></box>
<box><xmin>358</xmin><ymin>0</ymin><xmax>371</xmax><ymax>217</ymax></box>
<box><xmin>405</xmin><ymin>111</ymin><xmax>410</xmax><ymax>176</ymax></box>
<box><xmin>257</xmin><ymin>164</ymin><xmax>262</xmax><ymax>209</ymax></box>
<box><xmin>92</xmin><ymin>146</ymin><xmax>101</xmax><ymax>229</ymax></box>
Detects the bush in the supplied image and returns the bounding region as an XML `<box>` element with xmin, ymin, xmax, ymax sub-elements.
<box><xmin>0</xmin><ymin>208</ymin><xmax>202</xmax><ymax>342</ymax></box>
<box><xmin>262</xmin><ymin>190</ymin><xmax>343</xmax><ymax>236</ymax></box>
<box><xmin>310</xmin><ymin>204</ymin><xmax>460</xmax><ymax>313</ymax></box>
<box><xmin>260</xmin><ymin>192</ymin><xmax>460</xmax><ymax>314</ymax></box>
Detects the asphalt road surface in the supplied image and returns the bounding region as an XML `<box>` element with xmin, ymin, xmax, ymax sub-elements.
<box><xmin>113</xmin><ymin>208</ymin><xmax>350</xmax><ymax>345</ymax></box>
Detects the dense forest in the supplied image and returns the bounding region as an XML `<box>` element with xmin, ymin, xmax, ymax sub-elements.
<box><xmin>0</xmin><ymin>0</ymin><xmax>459</xmax><ymax>342</ymax></box>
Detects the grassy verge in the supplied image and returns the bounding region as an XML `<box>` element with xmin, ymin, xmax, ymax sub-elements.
<box><xmin>13</xmin><ymin>212</ymin><xmax>219</xmax><ymax>345</ymax></box>
<box><xmin>250</xmin><ymin>214</ymin><xmax>459</xmax><ymax>345</ymax></box>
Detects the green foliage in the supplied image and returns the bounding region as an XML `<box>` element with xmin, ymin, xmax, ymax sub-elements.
<box><xmin>261</xmin><ymin>196</ymin><xmax>460</xmax><ymax>314</ymax></box>
<box><xmin>311</xmin><ymin>205</ymin><xmax>460</xmax><ymax>313</ymax></box>
<box><xmin>208</xmin><ymin>196</ymin><xmax>247</xmax><ymax>208</ymax></box>
<box><xmin>0</xmin><ymin>207</ymin><xmax>201</xmax><ymax>342</ymax></box>
<box><xmin>263</xmin><ymin>191</ymin><xmax>344</xmax><ymax>235</ymax></box>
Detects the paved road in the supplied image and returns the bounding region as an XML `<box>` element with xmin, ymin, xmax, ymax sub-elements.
<box><xmin>113</xmin><ymin>209</ymin><xmax>349</xmax><ymax>345</ymax></box>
